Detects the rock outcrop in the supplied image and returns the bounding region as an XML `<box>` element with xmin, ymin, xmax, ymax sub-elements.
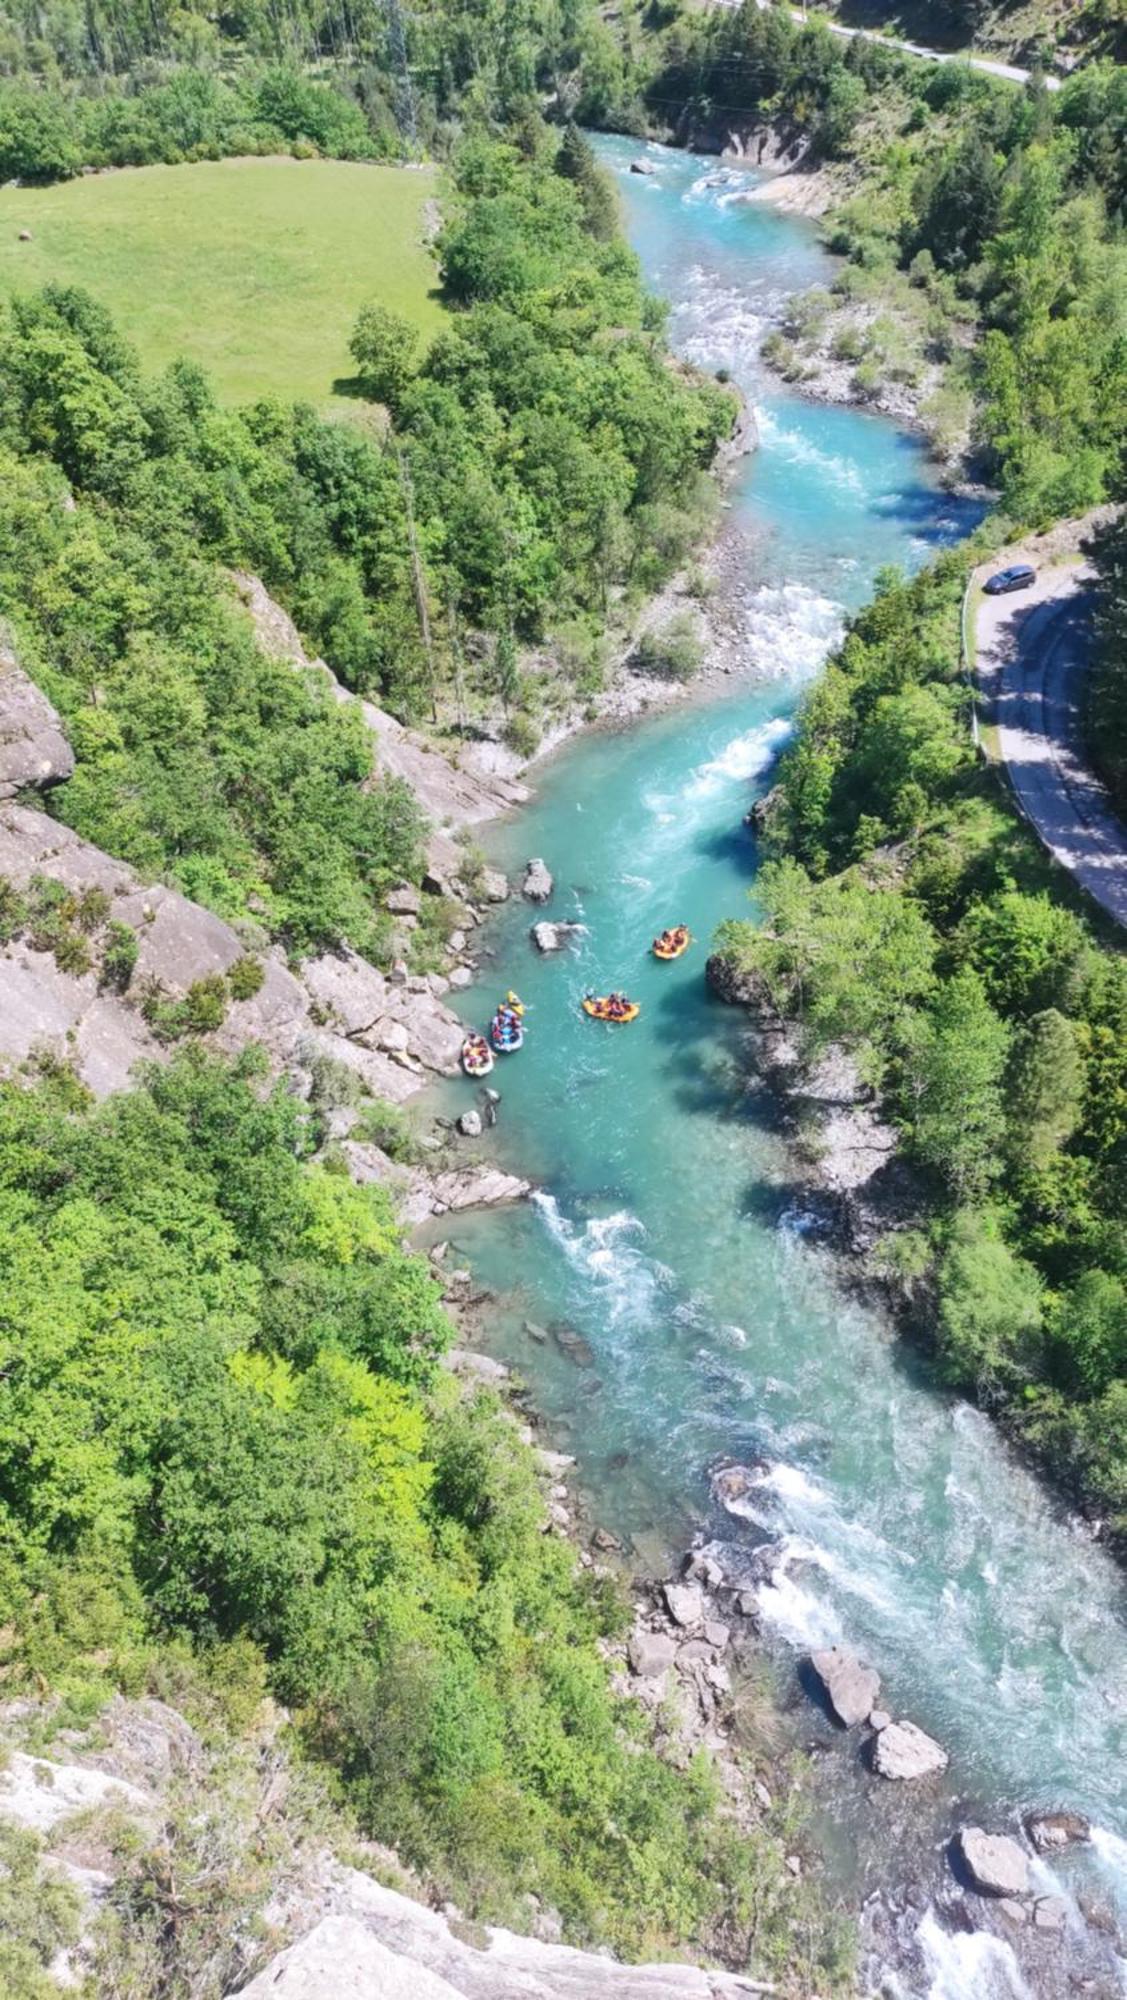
<box><xmin>232</xmin><ymin>571</ymin><xmax>527</xmax><ymax>833</ymax></box>
<box><xmin>809</xmin><ymin>1645</ymin><xmax>880</xmax><ymax>1729</ymax></box>
<box><xmin>521</xmin><ymin>857</ymin><xmax>554</xmax><ymax>903</ymax></box>
<box><xmin>0</xmin><ymin>649</ymin><xmax>74</xmax><ymax>797</ymax></box>
<box><xmin>233</xmin><ymin>1868</ymin><xmax>773</xmax><ymax>2000</ymax></box>
<box><xmin>870</xmin><ymin>1719</ymin><xmax>947</xmax><ymax>1781</ymax></box>
<box><xmin>954</xmin><ymin>1828</ymin><xmax>1030</xmax><ymax>1899</ymax></box>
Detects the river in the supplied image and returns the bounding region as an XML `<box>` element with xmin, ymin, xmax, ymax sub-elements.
<box><xmin>429</xmin><ymin>137</ymin><xmax>1127</xmax><ymax>1997</ymax></box>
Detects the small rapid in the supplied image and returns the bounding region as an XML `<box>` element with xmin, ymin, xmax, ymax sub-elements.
<box><xmin>429</xmin><ymin>139</ymin><xmax>1127</xmax><ymax>1992</ymax></box>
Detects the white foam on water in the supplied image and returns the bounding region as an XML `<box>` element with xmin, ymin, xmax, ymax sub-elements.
<box><xmin>915</xmin><ymin>1910</ymin><xmax>1032</xmax><ymax>2000</ymax></box>
<box><xmin>763</xmin><ymin>1459</ymin><xmax>825</xmax><ymax>1505</ymax></box>
<box><xmin>757</xmin><ymin>408</ymin><xmax>867</xmax><ymax>494</ymax></box>
<box><xmin>683</xmin><ymin>713</ymin><xmax>792</xmax><ymax>799</ymax></box>
<box><xmin>532</xmin><ymin>1192</ymin><xmax>659</xmax><ymax>1333</ymax></box>
<box><xmin>752</xmin><ymin>1535</ymin><xmax>842</xmax><ymax>1649</ymax></box>
<box><xmin>1091</xmin><ymin>1826</ymin><xmax>1127</xmax><ymax>1900</ymax></box>
<box><xmin>739</xmin><ymin>581</ymin><xmax>844</xmax><ymax>680</ymax></box>
<box><xmin>644</xmin><ymin>714</ymin><xmax>791</xmax><ymax>826</ymax></box>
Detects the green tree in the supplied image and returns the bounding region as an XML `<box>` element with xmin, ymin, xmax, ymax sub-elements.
<box><xmin>348</xmin><ymin>302</ymin><xmax>419</xmax><ymax>409</ymax></box>
<box><xmin>1007</xmin><ymin>1008</ymin><xmax>1084</xmax><ymax>1170</ymax></box>
<box><xmin>900</xmin><ymin>969</ymin><xmax>1009</xmax><ymax>1197</ymax></box>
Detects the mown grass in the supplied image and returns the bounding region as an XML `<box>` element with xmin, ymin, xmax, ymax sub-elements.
<box><xmin>0</xmin><ymin>157</ymin><xmax>445</xmax><ymax>406</ymax></box>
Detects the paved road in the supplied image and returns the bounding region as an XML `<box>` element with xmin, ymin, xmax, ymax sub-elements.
<box><xmin>975</xmin><ymin>563</ymin><xmax>1127</xmax><ymax>930</ymax></box>
<box><xmin>718</xmin><ymin>3</ymin><xmax>1061</xmax><ymax>91</ymax></box>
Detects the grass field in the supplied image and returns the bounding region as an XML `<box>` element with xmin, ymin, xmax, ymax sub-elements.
<box><xmin>0</xmin><ymin>157</ymin><xmax>446</xmax><ymax>406</ymax></box>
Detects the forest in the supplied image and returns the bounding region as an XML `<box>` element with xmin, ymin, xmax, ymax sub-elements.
<box><xmin>0</xmin><ymin>131</ymin><xmax>729</xmax><ymax>957</ymax></box>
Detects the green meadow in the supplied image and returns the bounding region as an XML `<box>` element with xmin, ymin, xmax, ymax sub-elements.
<box><xmin>0</xmin><ymin>156</ymin><xmax>445</xmax><ymax>405</ymax></box>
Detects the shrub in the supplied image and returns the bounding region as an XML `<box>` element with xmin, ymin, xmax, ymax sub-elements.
<box><xmin>100</xmin><ymin>922</ymin><xmax>139</xmax><ymax>993</ymax></box>
<box><xmin>503</xmin><ymin>712</ymin><xmax>540</xmax><ymax>759</ymax></box>
<box><xmin>227</xmin><ymin>954</ymin><xmax>266</xmax><ymax>1002</ymax></box>
<box><xmin>634</xmin><ymin>613</ymin><xmax>702</xmax><ymax>682</ymax></box>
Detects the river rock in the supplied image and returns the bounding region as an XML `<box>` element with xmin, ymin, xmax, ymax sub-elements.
<box><xmin>386</xmin><ymin>883</ymin><xmax>422</xmax><ymax>917</ymax></box>
<box><xmin>1025</xmin><ymin>1808</ymin><xmax>1091</xmax><ymax>1854</ymax></box>
<box><xmin>480</xmin><ymin>866</ymin><xmax>509</xmax><ymax>903</ymax></box>
<box><xmin>810</xmin><ymin>1645</ymin><xmax>881</xmax><ymax>1729</ymax></box>
<box><xmin>551</xmin><ymin>1323</ymin><xmax>595</xmax><ymax>1367</ymax></box>
<box><xmin>1033</xmin><ymin>1895</ymin><xmax>1069</xmax><ymax>1933</ymax></box>
<box><xmin>630</xmin><ymin>157</ymin><xmax>656</xmax><ymax>174</ymax></box>
<box><xmin>531</xmin><ymin>922</ymin><xmax>562</xmax><ymax>952</ymax></box>
<box><xmin>447</xmin><ymin>966</ymin><xmax>473</xmax><ymax>989</ymax></box>
<box><xmin>711</xmin><ymin>1462</ymin><xmax>764</xmax><ymax>1510</ymax></box>
<box><xmin>954</xmin><ymin>1828</ymin><xmax>1030</xmax><ymax>1898</ymax></box>
<box><xmin>628</xmin><ymin>1629</ymin><xmax>678</xmax><ymax>1679</ymax></box>
<box><xmin>522</xmin><ymin>857</ymin><xmax>553</xmax><ymax>902</ymax></box>
<box><xmin>663</xmin><ymin>1582</ymin><xmax>704</xmax><ymax>1629</ymax></box>
<box><xmin>457</xmin><ymin>1109</ymin><xmax>483</xmax><ymax>1138</ymax></box>
<box><xmin>871</xmin><ymin>1719</ymin><xmax>948</xmax><ymax>1781</ymax></box>
<box><xmin>869</xmin><ymin>1709</ymin><xmax>891</xmax><ymax>1732</ymax></box>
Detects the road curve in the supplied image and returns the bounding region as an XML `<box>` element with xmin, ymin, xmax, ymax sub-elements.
<box><xmin>975</xmin><ymin>562</ymin><xmax>1127</xmax><ymax>930</ymax></box>
<box><xmin>716</xmin><ymin>3</ymin><xmax>1060</xmax><ymax>92</ymax></box>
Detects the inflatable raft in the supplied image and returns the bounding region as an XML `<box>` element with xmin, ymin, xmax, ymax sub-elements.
<box><xmin>461</xmin><ymin>1034</ymin><xmax>494</xmax><ymax>1077</ymax></box>
<box><xmin>582</xmin><ymin>994</ymin><xmax>640</xmax><ymax>1024</ymax></box>
<box><xmin>653</xmin><ymin>926</ymin><xmax>691</xmax><ymax>961</ymax></box>
<box><xmin>490</xmin><ymin>1011</ymin><xmax>524</xmax><ymax>1053</ymax></box>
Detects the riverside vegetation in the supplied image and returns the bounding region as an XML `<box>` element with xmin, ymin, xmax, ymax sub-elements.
<box><xmin>633</xmin><ymin>5</ymin><xmax>1127</xmax><ymax>515</ymax></box>
<box><xmin>0</xmin><ymin>1049</ymin><xmax>850</xmax><ymax>1995</ymax></box>
<box><xmin>713</xmin><ymin>538</ymin><xmax>1127</xmax><ymax>1536</ymax></box>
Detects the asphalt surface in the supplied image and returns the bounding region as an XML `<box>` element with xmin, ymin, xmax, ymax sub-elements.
<box><xmin>975</xmin><ymin>562</ymin><xmax>1127</xmax><ymax>930</ymax></box>
<box><xmin>718</xmin><ymin>4</ymin><xmax>1060</xmax><ymax>91</ymax></box>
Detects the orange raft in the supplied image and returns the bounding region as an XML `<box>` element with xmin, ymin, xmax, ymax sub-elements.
<box><xmin>582</xmin><ymin>994</ymin><xmax>641</xmax><ymax>1024</ymax></box>
<box><xmin>653</xmin><ymin>925</ymin><xmax>691</xmax><ymax>961</ymax></box>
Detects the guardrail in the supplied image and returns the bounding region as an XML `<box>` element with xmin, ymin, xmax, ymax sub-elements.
<box><xmin>959</xmin><ymin>573</ymin><xmax>983</xmax><ymax>756</ymax></box>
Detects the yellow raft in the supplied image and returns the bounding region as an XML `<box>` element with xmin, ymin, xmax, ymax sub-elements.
<box><xmin>582</xmin><ymin>995</ymin><xmax>641</xmax><ymax>1024</ymax></box>
<box><xmin>653</xmin><ymin>926</ymin><xmax>691</xmax><ymax>961</ymax></box>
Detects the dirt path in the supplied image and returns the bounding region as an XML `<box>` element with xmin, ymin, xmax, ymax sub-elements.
<box><xmin>975</xmin><ymin>561</ymin><xmax>1127</xmax><ymax>929</ymax></box>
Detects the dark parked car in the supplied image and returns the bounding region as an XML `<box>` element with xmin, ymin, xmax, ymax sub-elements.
<box><xmin>984</xmin><ymin>563</ymin><xmax>1036</xmax><ymax>596</ymax></box>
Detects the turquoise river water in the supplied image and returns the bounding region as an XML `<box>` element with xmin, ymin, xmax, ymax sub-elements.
<box><xmin>430</xmin><ymin>137</ymin><xmax>1127</xmax><ymax>1997</ymax></box>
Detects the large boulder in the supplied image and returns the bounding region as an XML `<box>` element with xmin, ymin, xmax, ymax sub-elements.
<box><xmin>530</xmin><ymin>921</ymin><xmax>585</xmax><ymax>953</ymax></box>
<box><xmin>480</xmin><ymin>866</ymin><xmax>510</xmax><ymax>903</ymax></box>
<box><xmin>628</xmin><ymin>1629</ymin><xmax>678</xmax><ymax>1680</ymax></box>
<box><xmin>522</xmin><ymin>857</ymin><xmax>554</xmax><ymax>903</ymax></box>
<box><xmin>870</xmin><ymin>1719</ymin><xmax>947</xmax><ymax>1781</ymax></box>
<box><xmin>954</xmin><ymin>1827</ymin><xmax>1030</xmax><ymax>1899</ymax></box>
<box><xmin>809</xmin><ymin>1645</ymin><xmax>880</xmax><ymax>1729</ymax></box>
<box><xmin>1025</xmin><ymin>1808</ymin><xmax>1091</xmax><ymax>1855</ymax></box>
<box><xmin>0</xmin><ymin>653</ymin><xmax>74</xmax><ymax>797</ymax></box>
<box><xmin>662</xmin><ymin>1582</ymin><xmax>704</xmax><ymax>1629</ymax></box>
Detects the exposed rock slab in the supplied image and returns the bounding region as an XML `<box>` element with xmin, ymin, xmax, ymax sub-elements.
<box><xmin>0</xmin><ymin>1750</ymin><xmax>153</xmax><ymax>1835</ymax></box>
<box><xmin>809</xmin><ymin>1645</ymin><xmax>880</xmax><ymax>1728</ymax></box>
<box><xmin>232</xmin><ymin>1915</ymin><xmax>463</xmax><ymax>2000</ymax></box>
<box><xmin>232</xmin><ymin>571</ymin><xmax>526</xmax><ymax>827</ymax></box>
<box><xmin>870</xmin><ymin>1719</ymin><xmax>947</xmax><ymax>1781</ymax></box>
<box><xmin>0</xmin><ymin>650</ymin><xmax>74</xmax><ymax>796</ymax></box>
<box><xmin>285</xmin><ymin>1866</ymin><xmax>770</xmax><ymax>2000</ymax></box>
<box><xmin>954</xmin><ymin>1827</ymin><xmax>1030</xmax><ymax>1898</ymax></box>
